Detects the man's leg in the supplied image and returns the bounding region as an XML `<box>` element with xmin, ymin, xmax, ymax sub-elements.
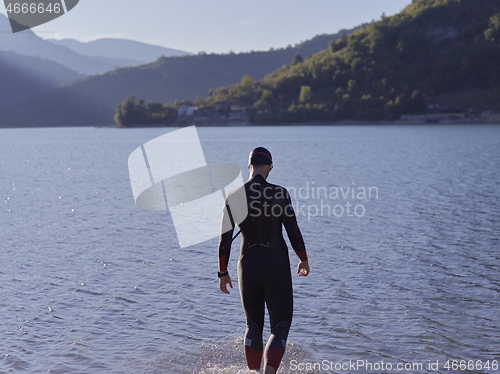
<box><xmin>239</xmin><ymin>263</ymin><xmax>265</xmax><ymax>370</ymax></box>
<box><xmin>244</xmin><ymin>315</ymin><xmax>265</xmax><ymax>370</ymax></box>
<box><xmin>263</xmin><ymin>271</ymin><xmax>293</xmax><ymax>372</ymax></box>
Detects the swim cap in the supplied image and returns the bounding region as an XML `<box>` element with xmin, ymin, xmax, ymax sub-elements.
<box><xmin>249</xmin><ymin>147</ymin><xmax>272</xmax><ymax>166</ymax></box>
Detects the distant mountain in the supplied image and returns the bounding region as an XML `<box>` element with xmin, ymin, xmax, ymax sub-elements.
<box><xmin>81</xmin><ymin>55</ymin><xmax>145</xmax><ymax>69</ymax></box>
<box><xmin>0</xmin><ymin>14</ymin><xmax>116</xmax><ymax>74</ymax></box>
<box><xmin>48</xmin><ymin>38</ymin><xmax>191</xmax><ymax>63</ymax></box>
<box><xmin>10</xmin><ymin>26</ymin><xmax>365</xmax><ymax>127</ymax></box>
<box><xmin>0</xmin><ymin>50</ymin><xmax>84</xmax><ymax>102</ymax></box>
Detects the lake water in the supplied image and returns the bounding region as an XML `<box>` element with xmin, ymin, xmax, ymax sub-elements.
<box><xmin>1</xmin><ymin>125</ymin><xmax>499</xmax><ymax>374</ymax></box>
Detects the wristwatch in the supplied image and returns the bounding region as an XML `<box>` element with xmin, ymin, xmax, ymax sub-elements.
<box><xmin>218</xmin><ymin>271</ymin><xmax>229</xmax><ymax>278</ymax></box>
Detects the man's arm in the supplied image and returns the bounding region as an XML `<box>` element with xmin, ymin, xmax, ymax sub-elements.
<box><xmin>282</xmin><ymin>189</ymin><xmax>309</xmax><ymax>275</ymax></box>
<box><xmin>218</xmin><ymin>202</ymin><xmax>235</xmax><ymax>293</ymax></box>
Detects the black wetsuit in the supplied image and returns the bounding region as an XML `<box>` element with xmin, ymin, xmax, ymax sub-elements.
<box><xmin>218</xmin><ymin>173</ymin><xmax>308</xmax><ymax>371</ymax></box>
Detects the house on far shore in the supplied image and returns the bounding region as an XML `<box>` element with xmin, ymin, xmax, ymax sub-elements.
<box><xmin>178</xmin><ymin>103</ymin><xmax>197</xmax><ymax>116</ymax></box>
<box><xmin>215</xmin><ymin>101</ymin><xmax>253</xmax><ymax>113</ymax></box>
<box><xmin>481</xmin><ymin>110</ymin><xmax>500</xmax><ymax>122</ymax></box>
<box><xmin>230</xmin><ymin>102</ymin><xmax>253</xmax><ymax>113</ymax></box>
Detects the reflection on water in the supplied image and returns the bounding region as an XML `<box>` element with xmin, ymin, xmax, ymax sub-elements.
<box><xmin>1</xmin><ymin>125</ymin><xmax>499</xmax><ymax>373</ymax></box>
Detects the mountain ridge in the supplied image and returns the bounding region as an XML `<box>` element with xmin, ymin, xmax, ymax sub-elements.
<box><xmin>0</xmin><ymin>13</ymin><xmax>119</xmax><ymax>74</ymax></box>
<box><xmin>0</xmin><ymin>14</ymin><xmax>191</xmax><ymax>74</ymax></box>
<box><xmin>47</xmin><ymin>38</ymin><xmax>192</xmax><ymax>63</ymax></box>
<box><xmin>9</xmin><ymin>25</ymin><xmax>366</xmax><ymax>127</ymax></box>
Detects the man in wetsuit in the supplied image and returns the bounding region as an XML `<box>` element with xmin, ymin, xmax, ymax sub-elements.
<box><xmin>217</xmin><ymin>147</ymin><xmax>310</xmax><ymax>374</ymax></box>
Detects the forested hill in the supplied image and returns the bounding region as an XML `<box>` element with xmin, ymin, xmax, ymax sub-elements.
<box><xmin>10</xmin><ymin>26</ymin><xmax>364</xmax><ymax>127</ymax></box>
<box><xmin>201</xmin><ymin>0</ymin><xmax>500</xmax><ymax>123</ymax></box>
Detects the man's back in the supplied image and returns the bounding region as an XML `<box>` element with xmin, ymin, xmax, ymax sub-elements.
<box><xmin>219</xmin><ymin>173</ymin><xmax>307</xmax><ymax>267</ymax></box>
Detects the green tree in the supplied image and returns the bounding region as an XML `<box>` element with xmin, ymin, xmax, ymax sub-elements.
<box><xmin>410</xmin><ymin>90</ymin><xmax>427</xmax><ymax>114</ymax></box>
<box><xmin>254</xmin><ymin>90</ymin><xmax>275</xmax><ymax>110</ymax></box>
<box><xmin>299</xmin><ymin>86</ymin><xmax>312</xmax><ymax>102</ymax></box>
<box><xmin>291</xmin><ymin>54</ymin><xmax>304</xmax><ymax>65</ymax></box>
<box><xmin>147</xmin><ymin>101</ymin><xmax>164</xmax><ymax>118</ymax></box>
<box><xmin>393</xmin><ymin>94</ymin><xmax>411</xmax><ymax>116</ymax></box>
<box><xmin>241</xmin><ymin>75</ymin><xmax>254</xmax><ymax>88</ymax></box>
<box><xmin>347</xmin><ymin>80</ymin><xmax>356</xmax><ymax>93</ymax></box>
<box><xmin>329</xmin><ymin>34</ymin><xmax>348</xmax><ymax>53</ymax></box>
<box><xmin>115</xmin><ymin>96</ymin><xmax>177</xmax><ymax>126</ymax></box>
<box><xmin>114</xmin><ymin>96</ymin><xmax>144</xmax><ymax>126</ymax></box>
<box><xmin>485</xmin><ymin>13</ymin><xmax>500</xmax><ymax>44</ymax></box>
<box><xmin>193</xmin><ymin>95</ymin><xmax>206</xmax><ymax>107</ymax></box>
<box><xmin>383</xmin><ymin>100</ymin><xmax>397</xmax><ymax>120</ymax></box>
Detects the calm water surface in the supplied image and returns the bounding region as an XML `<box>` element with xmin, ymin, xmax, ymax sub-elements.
<box><xmin>0</xmin><ymin>125</ymin><xmax>499</xmax><ymax>374</ymax></box>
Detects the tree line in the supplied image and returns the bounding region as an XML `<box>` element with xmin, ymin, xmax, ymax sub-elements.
<box><xmin>180</xmin><ymin>0</ymin><xmax>500</xmax><ymax>123</ymax></box>
<box><xmin>114</xmin><ymin>96</ymin><xmax>178</xmax><ymax>126</ymax></box>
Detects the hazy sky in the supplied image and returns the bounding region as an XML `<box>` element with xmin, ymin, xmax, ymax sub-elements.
<box><xmin>1</xmin><ymin>0</ymin><xmax>412</xmax><ymax>53</ymax></box>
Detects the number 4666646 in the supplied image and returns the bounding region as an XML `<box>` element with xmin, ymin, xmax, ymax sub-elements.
<box><xmin>5</xmin><ymin>2</ymin><xmax>61</xmax><ymax>14</ymax></box>
<box><xmin>444</xmin><ymin>360</ymin><xmax>498</xmax><ymax>371</ymax></box>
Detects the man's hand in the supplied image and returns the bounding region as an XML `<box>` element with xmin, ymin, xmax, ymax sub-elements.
<box><xmin>219</xmin><ymin>275</ymin><xmax>233</xmax><ymax>294</ymax></box>
<box><xmin>297</xmin><ymin>260</ymin><xmax>310</xmax><ymax>276</ymax></box>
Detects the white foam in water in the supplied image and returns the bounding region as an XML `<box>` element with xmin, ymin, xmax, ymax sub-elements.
<box><xmin>197</xmin><ymin>365</ymin><xmax>260</xmax><ymax>374</ymax></box>
<box><xmin>195</xmin><ymin>337</ymin><xmax>315</xmax><ymax>374</ymax></box>
<box><xmin>195</xmin><ymin>336</ymin><xmax>247</xmax><ymax>374</ymax></box>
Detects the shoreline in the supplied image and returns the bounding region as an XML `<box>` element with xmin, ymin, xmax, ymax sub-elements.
<box><xmin>108</xmin><ymin>118</ymin><xmax>500</xmax><ymax>128</ymax></box>
<box><xmin>1</xmin><ymin>120</ymin><xmax>500</xmax><ymax>130</ymax></box>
